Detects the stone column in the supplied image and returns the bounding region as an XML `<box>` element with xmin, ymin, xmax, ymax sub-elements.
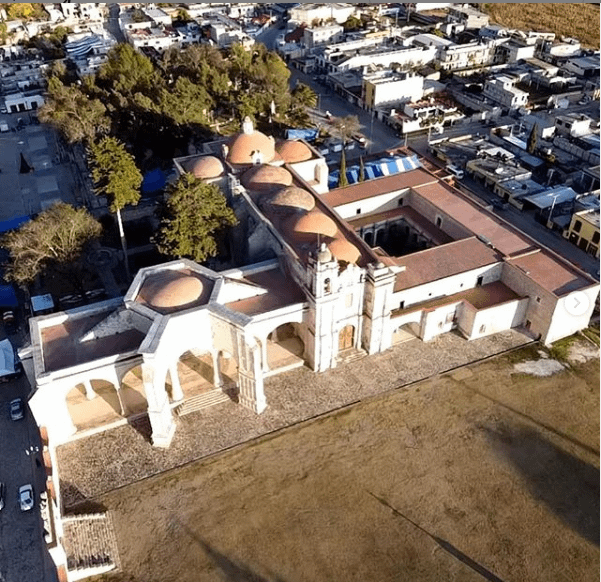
<box><xmin>142</xmin><ymin>359</ymin><xmax>175</xmax><ymax>448</ymax></box>
<box><xmin>211</xmin><ymin>351</ymin><xmax>223</xmax><ymax>388</ymax></box>
<box><xmin>238</xmin><ymin>343</ymin><xmax>266</xmax><ymax>414</ymax></box>
<box><xmin>82</xmin><ymin>379</ymin><xmax>96</xmax><ymax>400</ymax></box>
<box><xmin>169</xmin><ymin>363</ymin><xmax>184</xmax><ymax>402</ymax></box>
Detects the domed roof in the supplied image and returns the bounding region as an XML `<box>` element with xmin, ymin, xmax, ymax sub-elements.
<box><xmin>185</xmin><ymin>156</ymin><xmax>224</xmax><ymax>180</ymax></box>
<box><xmin>276</xmin><ymin>140</ymin><xmax>313</xmax><ymax>163</ymax></box>
<box><xmin>270</xmin><ymin>186</ymin><xmax>315</xmax><ymax>211</ymax></box>
<box><xmin>317</xmin><ymin>242</ymin><xmax>333</xmax><ymax>263</ymax></box>
<box><xmin>241</xmin><ymin>165</ymin><xmax>293</xmax><ymax>191</ymax></box>
<box><xmin>139</xmin><ymin>271</ymin><xmax>203</xmax><ymax>310</ymax></box>
<box><xmin>291</xmin><ymin>209</ymin><xmax>338</xmax><ymax>238</ymax></box>
<box><xmin>227</xmin><ymin>117</ymin><xmax>275</xmax><ymax>165</ymax></box>
<box><xmin>328</xmin><ymin>237</ymin><xmax>361</xmax><ymax>264</ymax></box>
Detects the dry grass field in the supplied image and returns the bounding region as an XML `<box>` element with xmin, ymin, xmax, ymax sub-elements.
<box><xmin>88</xmin><ymin>339</ymin><xmax>599</xmax><ymax>582</ymax></box>
<box><xmin>483</xmin><ymin>3</ymin><xmax>600</xmax><ymax>48</ymax></box>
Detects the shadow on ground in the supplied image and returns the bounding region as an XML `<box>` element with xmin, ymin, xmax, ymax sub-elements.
<box><xmin>484</xmin><ymin>422</ymin><xmax>599</xmax><ymax>546</ymax></box>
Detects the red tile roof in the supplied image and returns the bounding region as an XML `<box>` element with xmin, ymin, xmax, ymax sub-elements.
<box><xmin>392</xmin><ymin>237</ymin><xmax>501</xmax><ymax>292</ymax></box>
<box><xmin>507</xmin><ymin>249</ymin><xmax>593</xmax><ymax>296</ymax></box>
<box><xmin>322</xmin><ymin>169</ymin><xmax>437</xmax><ymax>208</ymax></box>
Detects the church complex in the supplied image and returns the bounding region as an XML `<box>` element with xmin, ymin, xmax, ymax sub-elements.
<box><xmin>27</xmin><ymin>118</ymin><xmax>598</xmax><ymax>454</ymax></box>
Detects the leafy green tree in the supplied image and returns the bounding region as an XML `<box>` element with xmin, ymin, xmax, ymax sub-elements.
<box><xmin>155</xmin><ymin>175</ymin><xmax>238</xmax><ymax>262</ymax></box>
<box><xmin>38</xmin><ymin>77</ymin><xmax>110</xmax><ymax>144</ymax></box>
<box><xmin>527</xmin><ymin>123</ymin><xmax>538</xmax><ymax>155</ymax></box>
<box><xmin>343</xmin><ymin>15</ymin><xmax>363</xmax><ymax>31</ymax></box>
<box><xmin>88</xmin><ymin>137</ymin><xmax>142</xmax><ymax>280</ymax></box>
<box><xmin>174</xmin><ymin>9</ymin><xmax>191</xmax><ymax>23</ymax></box>
<box><xmin>97</xmin><ymin>43</ymin><xmax>160</xmax><ymax>97</ymax></box>
<box><xmin>0</xmin><ymin>203</ymin><xmax>102</xmax><ymax>296</ymax></box>
<box><xmin>292</xmin><ymin>83</ymin><xmax>318</xmax><ymax>109</ymax></box>
<box><xmin>159</xmin><ymin>77</ymin><xmax>213</xmax><ymax>127</ymax></box>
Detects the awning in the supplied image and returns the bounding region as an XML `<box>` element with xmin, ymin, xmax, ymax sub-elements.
<box><xmin>0</xmin><ymin>339</ymin><xmax>16</xmax><ymax>376</ymax></box>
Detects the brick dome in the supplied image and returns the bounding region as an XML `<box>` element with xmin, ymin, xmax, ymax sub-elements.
<box><xmin>270</xmin><ymin>186</ymin><xmax>315</xmax><ymax>212</ymax></box>
<box><xmin>241</xmin><ymin>165</ymin><xmax>293</xmax><ymax>192</ymax></box>
<box><xmin>227</xmin><ymin>117</ymin><xmax>275</xmax><ymax>165</ymax></box>
<box><xmin>291</xmin><ymin>209</ymin><xmax>338</xmax><ymax>238</ymax></box>
<box><xmin>185</xmin><ymin>156</ymin><xmax>224</xmax><ymax>180</ymax></box>
<box><xmin>139</xmin><ymin>271</ymin><xmax>203</xmax><ymax>310</ymax></box>
<box><xmin>328</xmin><ymin>237</ymin><xmax>361</xmax><ymax>264</ymax></box>
<box><xmin>276</xmin><ymin>140</ymin><xmax>313</xmax><ymax>163</ymax></box>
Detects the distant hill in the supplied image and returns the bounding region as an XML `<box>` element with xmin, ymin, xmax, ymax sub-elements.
<box><xmin>482</xmin><ymin>3</ymin><xmax>600</xmax><ymax>49</ymax></box>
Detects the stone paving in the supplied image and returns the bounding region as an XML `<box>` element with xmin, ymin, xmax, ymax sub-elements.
<box><xmin>57</xmin><ymin>328</ymin><xmax>533</xmax><ymax>507</ymax></box>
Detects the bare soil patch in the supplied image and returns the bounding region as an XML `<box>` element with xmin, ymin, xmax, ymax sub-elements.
<box><xmin>89</xmin><ymin>346</ymin><xmax>599</xmax><ymax>582</ymax></box>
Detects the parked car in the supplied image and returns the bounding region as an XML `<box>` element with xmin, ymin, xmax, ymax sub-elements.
<box><xmin>0</xmin><ymin>482</ymin><xmax>4</xmax><ymax>511</ymax></box>
<box><xmin>18</xmin><ymin>484</ymin><xmax>34</xmax><ymax>512</ymax></box>
<box><xmin>9</xmin><ymin>398</ymin><xmax>24</xmax><ymax>421</ymax></box>
<box><xmin>0</xmin><ymin>339</ymin><xmax>23</xmax><ymax>383</ymax></box>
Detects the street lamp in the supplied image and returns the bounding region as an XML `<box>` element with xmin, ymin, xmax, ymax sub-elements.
<box><xmin>547</xmin><ymin>193</ymin><xmax>560</xmax><ymax>226</ymax></box>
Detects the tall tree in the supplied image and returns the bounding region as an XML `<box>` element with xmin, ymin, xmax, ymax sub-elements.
<box><xmin>330</xmin><ymin>115</ymin><xmax>361</xmax><ymax>147</ymax></box>
<box><xmin>38</xmin><ymin>77</ymin><xmax>110</xmax><ymax>144</ymax></box>
<box><xmin>88</xmin><ymin>137</ymin><xmax>142</xmax><ymax>280</ymax></box>
<box><xmin>155</xmin><ymin>175</ymin><xmax>237</xmax><ymax>262</ymax></box>
<box><xmin>527</xmin><ymin>123</ymin><xmax>538</xmax><ymax>155</ymax></box>
<box><xmin>0</xmin><ymin>203</ymin><xmax>102</xmax><ymax>297</ymax></box>
<box><xmin>292</xmin><ymin>83</ymin><xmax>318</xmax><ymax>109</ymax></box>
<box><xmin>359</xmin><ymin>156</ymin><xmax>365</xmax><ymax>183</ymax></box>
<box><xmin>158</xmin><ymin>76</ymin><xmax>213</xmax><ymax>127</ymax></box>
<box><xmin>338</xmin><ymin>148</ymin><xmax>348</xmax><ymax>188</ymax></box>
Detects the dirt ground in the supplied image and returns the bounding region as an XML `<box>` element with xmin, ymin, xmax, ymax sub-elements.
<box><xmin>92</xmin><ymin>341</ymin><xmax>599</xmax><ymax>582</ymax></box>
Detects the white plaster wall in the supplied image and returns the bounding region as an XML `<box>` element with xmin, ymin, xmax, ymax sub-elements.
<box><xmin>391</xmin><ymin>263</ymin><xmax>504</xmax><ymax>312</ymax></box>
<box><xmin>334</xmin><ymin>188</ymin><xmax>411</xmax><ymax>219</ymax></box>
<box><xmin>420</xmin><ymin>302</ymin><xmax>462</xmax><ymax>341</ymax></box>
<box><xmin>467</xmin><ymin>298</ymin><xmax>529</xmax><ymax>340</ymax></box>
<box><xmin>544</xmin><ymin>286</ymin><xmax>600</xmax><ymax>345</ymax></box>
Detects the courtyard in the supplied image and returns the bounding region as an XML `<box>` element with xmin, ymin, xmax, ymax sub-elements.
<box><xmin>75</xmin><ymin>333</ymin><xmax>599</xmax><ymax>582</ymax></box>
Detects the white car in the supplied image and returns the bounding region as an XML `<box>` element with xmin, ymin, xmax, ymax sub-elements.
<box><xmin>19</xmin><ymin>484</ymin><xmax>34</xmax><ymax>512</ymax></box>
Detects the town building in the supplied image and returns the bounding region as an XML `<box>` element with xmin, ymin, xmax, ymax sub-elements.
<box><xmin>482</xmin><ymin>75</ymin><xmax>529</xmax><ymax>110</ymax></box>
<box><xmin>289</xmin><ymin>3</ymin><xmax>356</xmax><ymax>26</ymax></box>
<box><xmin>363</xmin><ymin>71</ymin><xmax>425</xmax><ymax>109</ymax></box>
<box><xmin>564</xmin><ymin>208</ymin><xmax>600</xmax><ymax>257</ymax></box>
<box><xmin>303</xmin><ymin>24</ymin><xmax>344</xmax><ymax>50</ymax></box>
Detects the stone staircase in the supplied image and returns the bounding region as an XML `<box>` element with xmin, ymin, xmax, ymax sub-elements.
<box><xmin>174</xmin><ymin>389</ymin><xmax>234</xmax><ymax>417</ymax></box>
<box><xmin>62</xmin><ymin>513</ymin><xmax>120</xmax><ymax>579</ymax></box>
<box><xmin>337</xmin><ymin>348</ymin><xmax>368</xmax><ymax>366</ymax></box>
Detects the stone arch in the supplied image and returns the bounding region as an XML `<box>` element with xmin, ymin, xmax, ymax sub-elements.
<box><xmin>391</xmin><ymin>322</ymin><xmax>419</xmax><ymax>345</ymax></box>
<box><xmin>65</xmin><ymin>379</ymin><xmax>124</xmax><ymax>433</ymax></box>
<box><xmin>375</xmin><ymin>229</ymin><xmax>386</xmax><ymax>247</ymax></box>
<box><xmin>217</xmin><ymin>349</ymin><xmax>239</xmax><ymax>388</ymax></box>
<box><xmin>119</xmin><ymin>364</ymin><xmax>150</xmax><ymax>416</ymax></box>
<box><xmin>170</xmin><ymin>347</ymin><xmax>223</xmax><ymax>401</ymax></box>
<box><xmin>363</xmin><ymin>231</ymin><xmax>374</xmax><ymax>246</ymax></box>
<box><xmin>265</xmin><ymin>322</ymin><xmax>305</xmax><ymax>372</ymax></box>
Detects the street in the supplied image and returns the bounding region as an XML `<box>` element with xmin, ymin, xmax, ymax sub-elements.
<box><xmin>0</xmin><ymin>372</ymin><xmax>57</xmax><ymax>582</ymax></box>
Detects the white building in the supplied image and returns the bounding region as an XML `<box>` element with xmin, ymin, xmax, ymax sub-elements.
<box><xmin>363</xmin><ymin>72</ymin><xmax>425</xmax><ymax>108</ymax></box>
<box><xmin>4</xmin><ymin>91</ymin><xmax>44</xmax><ymax>113</ymax></box>
<box><xmin>483</xmin><ymin>75</ymin><xmax>529</xmax><ymax>109</ymax></box>
<box><xmin>303</xmin><ymin>24</ymin><xmax>344</xmax><ymax>50</ymax></box>
<box><xmin>435</xmin><ymin>40</ymin><xmax>498</xmax><ymax>72</ymax></box>
<box><xmin>289</xmin><ymin>3</ymin><xmax>356</xmax><ymax>26</ymax></box>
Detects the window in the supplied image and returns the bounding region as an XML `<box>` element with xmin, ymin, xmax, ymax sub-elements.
<box><xmin>573</xmin><ymin>220</ymin><xmax>582</xmax><ymax>233</ymax></box>
<box><xmin>356</xmin><ymin>208</ymin><xmax>361</xmax><ymax>215</ymax></box>
<box><xmin>479</xmin><ymin>324</ymin><xmax>486</xmax><ymax>333</ymax></box>
<box><xmin>398</xmin><ymin>198</ymin><xmax>404</xmax><ymax>206</ymax></box>
<box><xmin>536</xmin><ymin>297</ymin><xmax>541</xmax><ymax>303</ymax></box>
<box><xmin>592</xmin><ymin>231</ymin><xmax>599</xmax><ymax>244</ymax></box>
<box><xmin>476</xmin><ymin>276</ymin><xmax>484</xmax><ymax>286</ymax></box>
<box><xmin>436</xmin><ymin>216</ymin><xmax>442</xmax><ymax>228</ymax></box>
<box><xmin>324</xmin><ymin>278</ymin><xmax>331</xmax><ymax>293</ymax></box>
<box><xmin>399</xmin><ymin>300</ymin><xmax>405</xmax><ymax>310</ymax></box>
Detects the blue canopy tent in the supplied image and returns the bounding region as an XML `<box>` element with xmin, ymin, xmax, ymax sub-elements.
<box><xmin>286</xmin><ymin>129</ymin><xmax>319</xmax><ymax>142</ymax></box>
<box><xmin>0</xmin><ymin>216</ymin><xmax>29</xmax><ymax>234</ymax></box>
<box><xmin>141</xmin><ymin>169</ymin><xmax>166</xmax><ymax>195</ymax></box>
<box><xmin>0</xmin><ymin>285</ymin><xmax>17</xmax><ymax>309</ymax></box>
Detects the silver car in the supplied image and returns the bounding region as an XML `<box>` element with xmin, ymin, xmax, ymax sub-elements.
<box><xmin>18</xmin><ymin>484</ymin><xmax>33</xmax><ymax>512</ymax></box>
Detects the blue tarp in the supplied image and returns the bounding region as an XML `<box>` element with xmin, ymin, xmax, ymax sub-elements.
<box><xmin>142</xmin><ymin>168</ymin><xmax>166</xmax><ymax>194</ymax></box>
<box><xmin>329</xmin><ymin>155</ymin><xmax>422</xmax><ymax>188</ymax></box>
<box><xmin>286</xmin><ymin>129</ymin><xmax>319</xmax><ymax>142</ymax></box>
<box><xmin>0</xmin><ymin>216</ymin><xmax>29</xmax><ymax>234</ymax></box>
<box><xmin>0</xmin><ymin>285</ymin><xmax>18</xmax><ymax>308</ymax></box>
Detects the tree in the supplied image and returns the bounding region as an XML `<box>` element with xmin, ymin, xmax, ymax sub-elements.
<box><xmin>343</xmin><ymin>15</ymin><xmax>363</xmax><ymax>31</ymax></box>
<box><xmin>359</xmin><ymin>156</ymin><xmax>365</xmax><ymax>183</ymax></box>
<box><xmin>159</xmin><ymin>76</ymin><xmax>213</xmax><ymax>127</ymax></box>
<box><xmin>0</xmin><ymin>203</ymin><xmax>102</xmax><ymax>296</ymax></box>
<box><xmin>330</xmin><ymin>115</ymin><xmax>361</xmax><ymax>146</ymax></box>
<box><xmin>292</xmin><ymin>83</ymin><xmax>318</xmax><ymax>109</ymax></box>
<box><xmin>527</xmin><ymin>123</ymin><xmax>538</xmax><ymax>155</ymax></box>
<box><xmin>155</xmin><ymin>175</ymin><xmax>238</xmax><ymax>263</ymax></box>
<box><xmin>38</xmin><ymin>77</ymin><xmax>110</xmax><ymax>144</ymax></box>
<box><xmin>338</xmin><ymin>148</ymin><xmax>348</xmax><ymax>188</ymax></box>
<box><xmin>88</xmin><ymin>137</ymin><xmax>142</xmax><ymax>280</ymax></box>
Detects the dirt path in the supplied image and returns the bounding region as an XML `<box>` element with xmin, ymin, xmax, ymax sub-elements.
<box><xmin>93</xmin><ymin>343</ymin><xmax>599</xmax><ymax>582</ymax></box>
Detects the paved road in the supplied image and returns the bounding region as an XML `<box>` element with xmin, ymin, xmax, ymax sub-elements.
<box><xmin>104</xmin><ymin>4</ymin><xmax>126</xmax><ymax>44</ymax></box>
<box><xmin>408</xmin><ymin>134</ymin><xmax>600</xmax><ymax>279</ymax></box>
<box><xmin>0</xmin><ymin>370</ymin><xmax>56</xmax><ymax>582</ymax></box>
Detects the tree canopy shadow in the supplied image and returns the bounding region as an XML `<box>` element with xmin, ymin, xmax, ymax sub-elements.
<box><xmin>484</xmin><ymin>422</ymin><xmax>599</xmax><ymax>546</ymax></box>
